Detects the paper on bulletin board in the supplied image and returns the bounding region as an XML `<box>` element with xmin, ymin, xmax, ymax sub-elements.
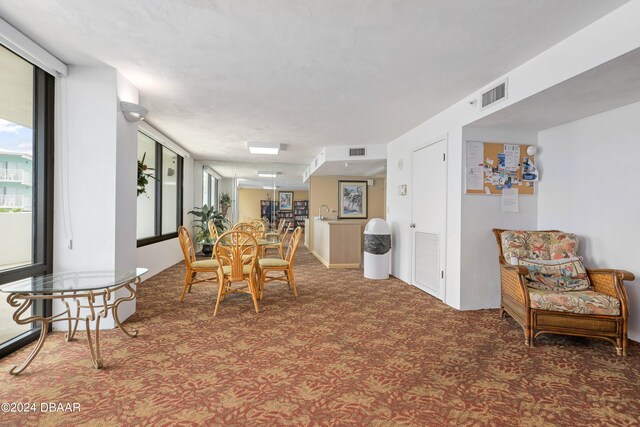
<box><xmin>467</xmin><ymin>167</ymin><xmax>484</xmax><ymax>190</ymax></box>
<box><xmin>522</xmin><ymin>157</ymin><xmax>539</xmax><ymax>182</ymax></box>
<box><xmin>466</xmin><ymin>142</ymin><xmax>484</xmax><ymax>190</ymax></box>
<box><xmin>501</xmin><ymin>188</ymin><xmax>519</xmax><ymax>212</ymax></box>
<box><xmin>504</xmin><ymin>144</ymin><xmax>520</xmax><ymax>170</ymax></box>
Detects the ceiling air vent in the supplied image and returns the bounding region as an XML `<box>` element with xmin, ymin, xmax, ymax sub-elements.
<box><xmin>481</xmin><ymin>78</ymin><xmax>508</xmax><ymax>110</ymax></box>
<box><xmin>349</xmin><ymin>147</ymin><xmax>366</xmax><ymax>157</ymax></box>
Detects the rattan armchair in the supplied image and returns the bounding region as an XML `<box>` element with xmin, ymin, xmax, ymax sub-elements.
<box><xmin>213</xmin><ymin>230</ymin><xmax>260</xmax><ymax>316</ymax></box>
<box><xmin>493</xmin><ymin>229</ymin><xmax>634</xmax><ymax>355</ymax></box>
<box><xmin>258</xmin><ymin>226</ymin><xmax>303</xmax><ymax>299</ymax></box>
<box><xmin>178</xmin><ymin>226</ymin><xmax>219</xmax><ymax>302</ymax></box>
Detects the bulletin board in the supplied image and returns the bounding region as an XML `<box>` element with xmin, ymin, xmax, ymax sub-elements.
<box><xmin>465</xmin><ymin>141</ymin><xmax>537</xmax><ymax>195</ymax></box>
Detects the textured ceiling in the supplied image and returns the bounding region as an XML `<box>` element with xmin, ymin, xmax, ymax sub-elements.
<box><xmin>205</xmin><ymin>160</ymin><xmax>308</xmax><ymax>190</ymax></box>
<box><xmin>469</xmin><ymin>48</ymin><xmax>640</xmax><ymax>131</ymax></box>
<box><xmin>0</xmin><ymin>0</ymin><xmax>629</xmax><ymax>173</ymax></box>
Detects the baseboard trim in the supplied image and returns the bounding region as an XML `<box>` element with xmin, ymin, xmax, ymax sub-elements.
<box><xmin>312</xmin><ymin>251</ymin><xmax>360</xmax><ymax>269</ymax></box>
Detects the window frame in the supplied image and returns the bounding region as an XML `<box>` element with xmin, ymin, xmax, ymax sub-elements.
<box><xmin>136</xmin><ymin>132</ymin><xmax>184</xmax><ymax>248</ymax></box>
<box><xmin>0</xmin><ymin>60</ymin><xmax>55</xmax><ymax>357</ymax></box>
<box><xmin>202</xmin><ymin>169</ymin><xmax>218</xmax><ymax>210</ymax></box>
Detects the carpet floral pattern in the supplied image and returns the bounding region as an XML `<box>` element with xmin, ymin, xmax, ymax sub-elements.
<box><xmin>1</xmin><ymin>248</ymin><xmax>639</xmax><ymax>426</ymax></box>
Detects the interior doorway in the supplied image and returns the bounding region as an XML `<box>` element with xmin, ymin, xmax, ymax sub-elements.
<box><xmin>411</xmin><ymin>137</ymin><xmax>447</xmax><ymax>300</ymax></box>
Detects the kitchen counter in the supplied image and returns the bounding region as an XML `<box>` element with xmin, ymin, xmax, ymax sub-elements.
<box><xmin>312</xmin><ymin>218</ymin><xmax>362</xmax><ymax>268</ymax></box>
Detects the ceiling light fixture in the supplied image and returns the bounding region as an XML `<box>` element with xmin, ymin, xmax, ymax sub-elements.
<box><xmin>120</xmin><ymin>101</ymin><xmax>148</xmax><ymax>122</ymax></box>
<box><xmin>263</xmin><ymin>186</ymin><xmax>276</xmax><ymax>190</ymax></box>
<box><xmin>247</xmin><ymin>142</ymin><xmax>280</xmax><ymax>155</ymax></box>
<box><xmin>257</xmin><ymin>171</ymin><xmax>278</xmax><ymax>178</ymax></box>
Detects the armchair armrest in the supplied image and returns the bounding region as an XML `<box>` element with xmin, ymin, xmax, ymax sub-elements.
<box><xmin>499</xmin><ymin>263</ymin><xmax>529</xmax><ymax>305</ymax></box>
<box><xmin>587</xmin><ymin>269</ymin><xmax>635</xmax><ymax>282</ymax></box>
<box><xmin>587</xmin><ymin>269</ymin><xmax>635</xmax><ymax>300</ymax></box>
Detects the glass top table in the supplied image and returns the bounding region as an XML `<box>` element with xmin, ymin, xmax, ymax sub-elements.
<box><xmin>1</xmin><ymin>268</ymin><xmax>147</xmax><ymax>375</ymax></box>
<box><xmin>258</xmin><ymin>236</ymin><xmax>281</xmax><ymax>246</ymax></box>
<box><xmin>0</xmin><ymin>268</ymin><xmax>148</xmax><ymax>294</ymax></box>
<box><xmin>216</xmin><ymin>236</ymin><xmax>281</xmax><ymax>247</ymax></box>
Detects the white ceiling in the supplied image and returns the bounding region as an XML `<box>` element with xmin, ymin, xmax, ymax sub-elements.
<box><xmin>468</xmin><ymin>48</ymin><xmax>640</xmax><ymax>131</ymax></box>
<box><xmin>205</xmin><ymin>160</ymin><xmax>308</xmax><ymax>190</ymax></box>
<box><xmin>0</xmin><ymin>0</ymin><xmax>630</xmax><ymax>175</ymax></box>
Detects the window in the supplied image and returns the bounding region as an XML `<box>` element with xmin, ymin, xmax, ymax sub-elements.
<box><xmin>0</xmin><ymin>44</ymin><xmax>54</xmax><ymax>356</ymax></box>
<box><xmin>202</xmin><ymin>169</ymin><xmax>218</xmax><ymax>210</ymax></box>
<box><xmin>136</xmin><ymin>133</ymin><xmax>156</xmax><ymax>239</ymax></box>
<box><xmin>136</xmin><ymin>131</ymin><xmax>183</xmax><ymax>246</ymax></box>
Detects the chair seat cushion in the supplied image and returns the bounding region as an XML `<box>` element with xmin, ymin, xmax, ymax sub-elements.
<box><xmin>191</xmin><ymin>259</ymin><xmax>219</xmax><ymax>269</ymax></box>
<box><xmin>519</xmin><ymin>257</ymin><xmax>591</xmax><ymax>291</ymax></box>
<box><xmin>259</xmin><ymin>258</ymin><xmax>290</xmax><ymax>268</ymax></box>
<box><xmin>221</xmin><ymin>264</ymin><xmax>253</xmax><ymax>275</ymax></box>
<box><xmin>528</xmin><ymin>288</ymin><xmax>620</xmax><ymax>316</ymax></box>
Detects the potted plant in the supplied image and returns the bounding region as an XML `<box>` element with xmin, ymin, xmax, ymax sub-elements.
<box><xmin>187</xmin><ymin>204</ymin><xmax>229</xmax><ymax>256</ymax></box>
<box><xmin>137</xmin><ymin>153</ymin><xmax>157</xmax><ymax>197</ymax></box>
<box><xmin>219</xmin><ymin>192</ymin><xmax>232</xmax><ymax>217</ymax></box>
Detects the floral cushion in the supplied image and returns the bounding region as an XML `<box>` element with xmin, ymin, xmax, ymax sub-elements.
<box><xmin>519</xmin><ymin>257</ymin><xmax>591</xmax><ymax>291</ymax></box>
<box><xmin>529</xmin><ymin>288</ymin><xmax>620</xmax><ymax>316</ymax></box>
<box><xmin>501</xmin><ymin>230</ymin><xmax>579</xmax><ymax>261</ymax></box>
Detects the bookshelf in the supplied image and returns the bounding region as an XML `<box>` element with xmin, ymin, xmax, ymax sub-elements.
<box><xmin>278</xmin><ymin>210</ymin><xmax>294</xmax><ymax>228</ymax></box>
<box><xmin>293</xmin><ymin>200</ymin><xmax>309</xmax><ymax>229</ymax></box>
<box><xmin>260</xmin><ymin>199</ymin><xmax>308</xmax><ymax>229</ymax></box>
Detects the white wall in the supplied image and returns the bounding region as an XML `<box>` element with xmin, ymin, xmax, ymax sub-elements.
<box><xmin>115</xmin><ymin>72</ymin><xmax>141</xmax><ymax>320</ymax></box>
<box><xmin>136</xmin><ymin>237</ymin><xmax>183</xmax><ymax>279</ymax></box>
<box><xmin>54</xmin><ymin>66</ymin><xmax>118</xmax><ymax>273</ymax></box>
<box><xmin>460</xmin><ymin>127</ymin><xmax>538</xmax><ymax>309</ymax></box>
<box><xmin>386</xmin><ymin>1</ymin><xmax>640</xmax><ymax>310</ymax></box>
<box><xmin>538</xmin><ymin>101</ymin><xmax>640</xmax><ymax>341</ymax></box>
<box><xmin>53</xmin><ymin>65</ymin><xmax>133</xmax><ymax>330</ymax></box>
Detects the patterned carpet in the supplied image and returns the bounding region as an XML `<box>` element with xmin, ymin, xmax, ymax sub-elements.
<box><xmin>1</xmin><ymin>248</ymin><xmax>639</xmax><ymax>426</ymax></box>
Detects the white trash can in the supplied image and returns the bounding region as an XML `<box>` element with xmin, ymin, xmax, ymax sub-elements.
<box><xmin>364</xmin><ymin>218</ymin><xmax>391</xmax><ymax>280</ymax></box>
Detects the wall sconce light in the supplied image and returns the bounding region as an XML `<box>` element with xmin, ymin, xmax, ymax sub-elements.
<box><xmin>526</xmin><ymin>145</ymin><xmax>537</xmax><ymax>156</ymax></box>
<box><xmin>120</xmin><ymin>101</ymin><xmax>148</xmax><ymax>122</ymax></box>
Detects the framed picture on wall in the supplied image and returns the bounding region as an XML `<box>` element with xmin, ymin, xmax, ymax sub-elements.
<box><xmin>279</xmin><ymin>191</ymin><xmax>293</xmax><ymax>211</ymax></box>
<box><xmin>338</xmin><ymin>181</ymin><xmax>368</xmax><ymax>219</ymax></box>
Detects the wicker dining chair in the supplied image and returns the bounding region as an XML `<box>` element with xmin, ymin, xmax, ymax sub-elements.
<box><xmin>232</xmin><ymin>222</ymin><xmax>259</xmax><ymax>237</ymax></box>
<box><xmin>266</xmin><ymin>218</ymin><xmax>285</xmax><ymax>237</ymax></box>
<box><xmin>263</xmin><ymin>222</ymin><xmax>291</xmax><ymax>259</ymax></box>
<box><xmin>258</xmin><ymin>226</ymin><xmax>303</xmax><ymax>299</ymax></box>
<box><xmin>213</xmin><ymin>230</ymin><xmax>260</xmax><ymax>316</ymax></box>
<box><xmin>251</xmin><ymin>219</ymin><xmax>266</xmax><ymax>238</ymax></box>
<box><xmin>207</xmin><ymin>218</ymin><xmax>220</xmax><ymax>249</ymax></box>
<box><xmin>177</xmin><ymin>226</ymin><xmax>219</xmax><ymax>302</ymax></box>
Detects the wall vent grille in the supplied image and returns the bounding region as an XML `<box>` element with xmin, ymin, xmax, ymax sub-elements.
<box><xmin>481</xmin><ymin>79</ymin><xmax>507</xmax><ymax>109</ymax></box>
<box><xmin>349</xmin><ymin>147</ymin><xmax>366</xmax><ymax>157</ymax></box>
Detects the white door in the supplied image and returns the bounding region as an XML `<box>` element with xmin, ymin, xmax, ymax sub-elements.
<box><xmin>411</xmin><ymin>139</ymin><xmax>447</xmax><ymax>299</ymax></box>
